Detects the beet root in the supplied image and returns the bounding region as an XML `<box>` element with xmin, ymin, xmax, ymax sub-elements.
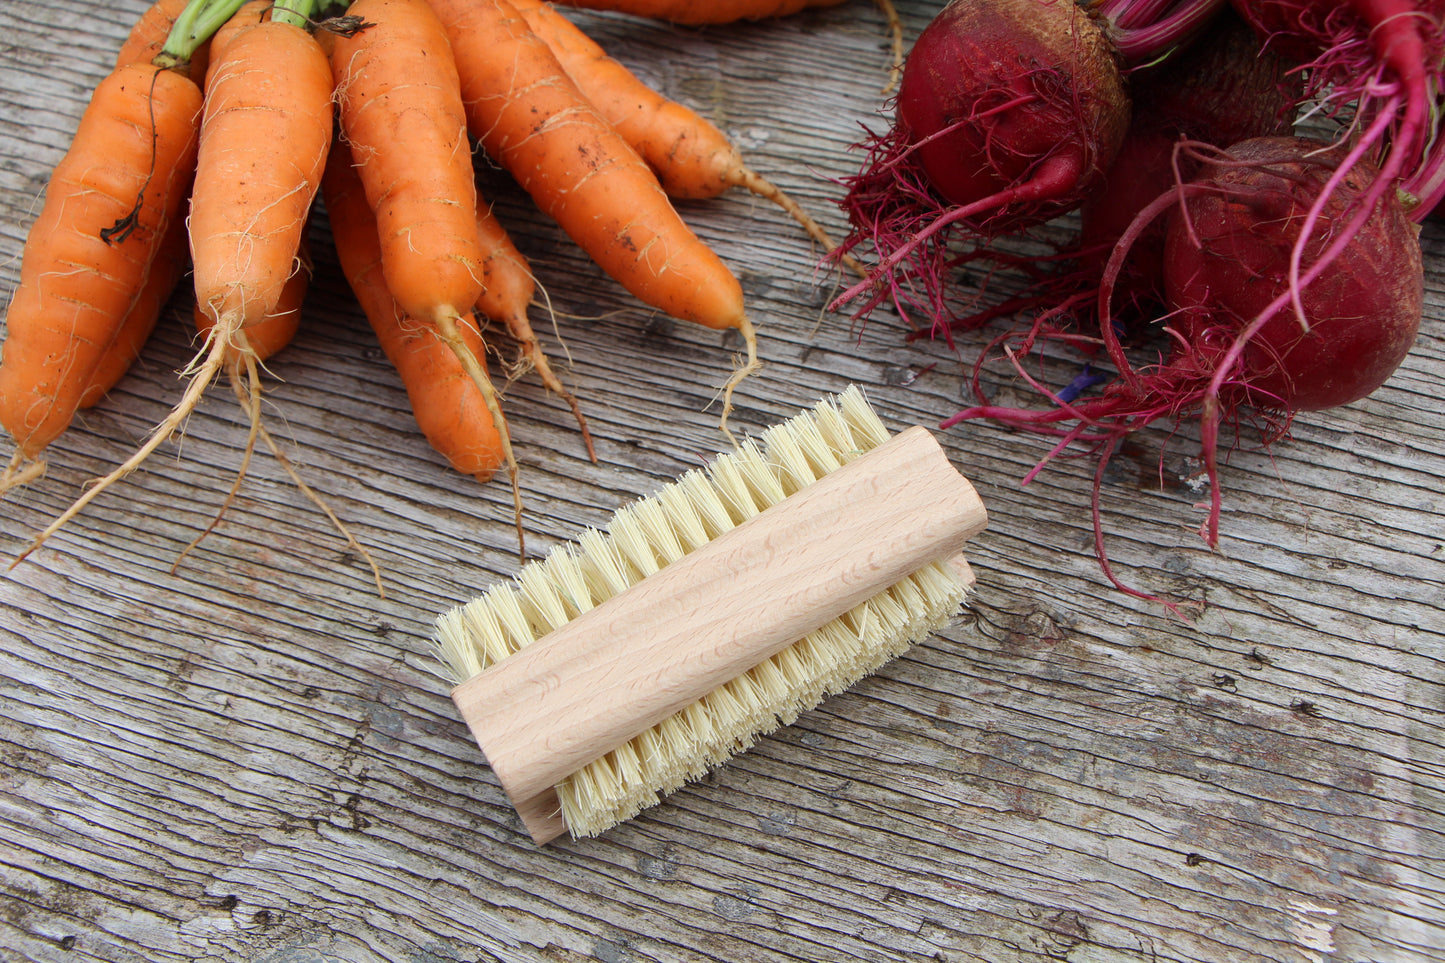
<box><xmin>944</xmin><ymin>135</ymin><xmax>1423</xmax><ymax>613</ymax></box>
<box><xmin>1164</xmin><ymin>136</ymin><xmax>1423</xmax><ymax>412</ymax></box>
<box><xmin>832</xmin><ymin>0</ymin><xmax>1130</xmax><ymax>331</ymax></box>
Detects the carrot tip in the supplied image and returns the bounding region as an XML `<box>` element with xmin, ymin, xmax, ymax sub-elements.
<box><xmin>732</xmin><ymin>166</ymin><xmax>867</xmax><ymax>281</ymax></box>
<box><xmin>434</xmin><ymin>311</ymin><xmax>527</xmax><ymax>557</ymax></box>
<box><xmin>717</xmin><ymin>317</ymin><xmax>763</xmax><ymax>447</ymax></box>
<box><xmin>503</xmin><ymin>325</ymin><xmax>595</xmax><ymax>463</ymax></box>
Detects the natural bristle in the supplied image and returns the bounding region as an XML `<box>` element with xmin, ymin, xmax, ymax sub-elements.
<box><xmin>433</xmin><ymin>386</ymin><xmax>977</xmax><ymax>840</ymax></box>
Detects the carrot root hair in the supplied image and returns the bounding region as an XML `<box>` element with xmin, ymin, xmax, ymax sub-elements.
<box><xmin>435</xmin><ymin>309</ymin><xmax>527</xmax><ymax>557</ymax></box>
<box><xmin>170</xmin><ymin>339</ymin><xmax>267</xmax><ymax>575</ymax></box>
<box><xmin>729</xmin><ymin>166</ymin><xmax>866</xmax><ymax>280</ymax></box>
<box><xmin>246</xmin><ymin>379</ymin><xmax>386</xmax><ymax>599</ymax></box>
<box><xmin>498</xmin><ymin>306</ymin><xmax>596</xmax><ymax>464</ymax></box>
<box><xmin>717</xmin><ymin>314</ymin><xmax>762</xmax><ymax>446</ymax></box>
<box><xmin>9</xmin><ymin>327</ymin><xmax>231</xmax><ymax>569</ymax></box>
<box><xmin>11</xmin><ymin>326</ymin><xmax>385</xmax><ymax>595</ymax></box>
<box><xmin>171</xmin><ymin>341</ymin><xmax>385</xmax><ymax>596</ymax></box>
<box><xmin>0</xmin><ymin>451</ymin><xmax>47</xmax><ymax>497</ymax></box>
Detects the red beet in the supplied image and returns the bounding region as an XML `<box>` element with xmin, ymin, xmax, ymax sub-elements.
<box><xmin>1079</xmin><ymin>7</ymin><xmax>1300</xmax><ymax>321</ymax></box>
<box><xmin>832</xmin><ymin>0</ymin><xmax>1131</xmax><ymax>329</ymax></box>
<box><xmin>929</xmin><ymin>8</ymin><xmax>1297</xmax><ymax>345</ymax></box>
<box><xmin>945</xmin><ymin>136</ymin><xmax>1424</xmax><ymax>612</ymax></box>
<box><xmin>1163</xmin><ymin>136</ymin><xmax>1423</xmax><ymax>412</ymax></box>
<box><xmin>893</xmin><ymin>0</ymin><xmax>1128</xmax><ymax>220</ymax></box>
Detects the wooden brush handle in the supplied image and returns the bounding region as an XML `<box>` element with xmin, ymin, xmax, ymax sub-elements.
<box><xmin>452</xmin><ymin>425</ymin><xmax>988</xmax><ymax>827</ymax></box>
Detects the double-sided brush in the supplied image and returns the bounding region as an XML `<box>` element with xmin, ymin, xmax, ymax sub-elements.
<box><xmin>433</xmin><ymin>386</ymin><xmax>987</xmax><ymax>843</ymax></box>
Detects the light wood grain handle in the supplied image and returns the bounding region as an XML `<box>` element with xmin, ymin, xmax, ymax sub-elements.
<box><xmin>452</xmin><ymin>425</ymin><xmax>987</xmax><ymax>830</ymax></box>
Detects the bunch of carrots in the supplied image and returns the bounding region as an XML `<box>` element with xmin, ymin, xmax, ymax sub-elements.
<box><xmin>0</xmin><ymin>0</ymin><xmax>858</xmax><ymax>576</ymax></box>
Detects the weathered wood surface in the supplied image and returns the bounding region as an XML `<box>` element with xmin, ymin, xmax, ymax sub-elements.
<box><xmin>1</xmin><ymin>2</ymin><xmax>1441</xmax><ymax>961</ymax></box>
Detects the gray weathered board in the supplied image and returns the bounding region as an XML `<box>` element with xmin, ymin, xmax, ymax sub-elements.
<box><xmin>1</xmin><ymin>2</ymin><xmax>1441</xmax><ymax>961</ymax></box>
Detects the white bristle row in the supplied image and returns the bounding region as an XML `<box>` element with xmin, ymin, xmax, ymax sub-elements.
<box><xmin>431</xmin><ymin>387</ymin><xmax>971</xmax><ymax>838</ymax></box>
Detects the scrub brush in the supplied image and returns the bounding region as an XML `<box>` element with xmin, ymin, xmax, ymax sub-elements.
<box><xmin>432</xmin><ymin>386</ymin><xmax>988</xmax><ymax>844</ymax></box>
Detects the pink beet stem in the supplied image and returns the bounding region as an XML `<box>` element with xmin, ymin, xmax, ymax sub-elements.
<box><xmin>1107</xmin><ymin>0</ymin><xmax>1228</xmax><ymax>60</ymax></box>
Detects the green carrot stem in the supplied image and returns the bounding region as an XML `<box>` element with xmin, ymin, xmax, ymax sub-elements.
<box><xmin>270</xmin><ymin>0</ymin><xmax>324</xmax><ymax>28</ymax></box>
<box><xmin>159</xmin><ymin>0</ymin><xmax>248</xmax><ymax>64</ymax></box>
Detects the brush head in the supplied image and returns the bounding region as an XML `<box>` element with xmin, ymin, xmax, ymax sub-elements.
<box><xmin>433</xmin><ymin>386</ymin><xmax>987</xmax><ymax>843</ymax></box>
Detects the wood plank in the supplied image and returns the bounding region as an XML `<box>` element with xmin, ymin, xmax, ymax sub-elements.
<box><xmin>1</xmin><ymin>1</ymin><xmax>1441</xmax><ymax>961</ymax></box>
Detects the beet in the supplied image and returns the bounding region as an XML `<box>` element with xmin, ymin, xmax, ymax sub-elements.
<box><xmin>893</xmin><ymin>0</ymin><xmax>1129</xmax><ymax>222</ymax></box>
<box><xmin>924</xmin><ymin>8</ymin><xmax>1297</xmax><ymax>343</ymax></box>
<box><xmin>1077</xmin><ymin>7</ymin><xmax>1300</xmax><ymax>320</ymax></box>
<box><xmin>944</xmin><ymin>136</ymin><xmax>1424</xmax><ymax>611</ymax></box>
<box><xmin>832</xmin><ymin>0</ymin><xmax>1131</xmax><ymax>329</ymax></box>
<box><xmin>1163</xmin><ymin>136</ymin><xmax>1423</xmax><ymax>411</ymax></box>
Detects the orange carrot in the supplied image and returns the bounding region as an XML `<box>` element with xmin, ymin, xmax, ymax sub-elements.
<box><xmin>193</xmin><ymin>7</ymin><xmax>306</xmax><ymax>362</ymax></box>
<box><xmin>510</xmin><ymin>0</ymin><xmax>861</xmax><ymax>276</ymax></box>
<box><xmin>190</xmin><ymin>17</ymin><xmax>331</xmax><ymax>340</ymax></box>
<box><xmin>323</xmin><ymin>143</ymin><xmax>508</xmax><ymax>483</ymax></box>
<box><xmin>329</xmin><ymin>0</ymin><xmax>483</xmax><ymax>332</ymax></box>
<box><xmin>472</xmin><ymin>194</ymin><xmax>595</xmax><ymax>461</ymax></box>
<box><xmin>78</xmin><ymin>216</ymin><xmax>191</xmax><ymax>409</ymax></box>
<box><xmin>169</xmin><ymin>8</ymin><xmax>323</xmax><ymax>569</ymax></box>
<box><xmin>553</xmin><ymin>0</ymin><xmax>848</xmax><ymax>22</ymax></box>
<box><xmin>429</xmin><ymin>0</ymin><xmax>759</xmax><ymax>429</ymax></box>
<box><xmin>0</xmin><ymin>62</ymin><xmax>202</xmax><ymax>478</ymax></box>
<box><xmin>116</xmin><ymin>0</ymin><xmax>210</xmax><ymax>76</ymax></box>
<box><xmin>12</xmin><ymin>13</ymin><xmax>344</xmax><ymax>565</ymax></box>
<box><xmin>329</xmin><ymin>0</ymin><xmax>525</xmax><ymax>531</ymax></box>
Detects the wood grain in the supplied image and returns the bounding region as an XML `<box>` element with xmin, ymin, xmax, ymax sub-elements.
<box><xmin>2</xmin><ymin>2</ymin><xmax>1442</xmax><ymax>961</ymax></box>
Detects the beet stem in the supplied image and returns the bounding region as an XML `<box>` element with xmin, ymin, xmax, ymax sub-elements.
<box><xmin>1108</xmin><ymin>0</ymin><xmax>1228</xmax><ymax>60</ymax></box>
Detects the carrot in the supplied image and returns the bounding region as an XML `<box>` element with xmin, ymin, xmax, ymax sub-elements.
<box><xmin>78</xmin><ymin>216</ymin><xmax>191</xmax><ymax>410</ymax></box>
<box><xmin>472</xmin><ymin>194</ymin><xmax>596</xmax><ymax>461</ymax></box>
<box><xmin>195</xmin><ymin>6</ymin><xmax>309</xmax><ymax>366</ymax></box>
<box><xmin>190</xmin><ymin>16</ymin><xmax>331</xmax><ymax>338</ymax></box>
<box><xmin>172</xmin><ymin>2</ymin><xmax>326</xmax><ymax>570</ymax></box>
<box><xmin>329</xmin><ymin>0</ymin><xmax>484</xmax><ymax>333</ymax></box>
<box><xmin>171</xmin><ymin>7</ymin><xmax>384</xmax><ymax>586</ymax></box>
<box><xmin>322</xmin><ymin>142</ymin><xmax>509</xmax><ymax>484</ymax></box>
<box><xmin>328</xmin><ymin>0</ymin><xmax>530</xmax><ymax>541</ymax></box>
<box><xmin>509</xmin><ymin>0</ymin><xmax>864</xmax><ymax>278</ymax></box>
<box><xmin>329</xmin><ymin>0</ymin><xmax>531</xmax><ymax>527</ymax></box>
<box><xmin>553</xmin><ymin>0</ymin><xmax>848</xmax><ymax>22</ymax></box>
<box><xmin>116</xmin><ymin>0</ymin><xmax>211</xmax><ymax>76</ymax></box>
<box><xmin>12</xmin><ymin>7</ymin><xmax>354</xmax><ymax>571</ymax></box>
<box><xmin>193</xmin><ymin>225</ymin><xmax>309</xmax><ymax>364</ymax></box>
<box><xmin>429</xmin><ymin>0</ymin><xmax>760</xmax><ymax>431</ymax></box>
<box><xmin>0</xmin><ymin>60</ymin><xmax>202</xmax><ymax>488</ymax></box>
